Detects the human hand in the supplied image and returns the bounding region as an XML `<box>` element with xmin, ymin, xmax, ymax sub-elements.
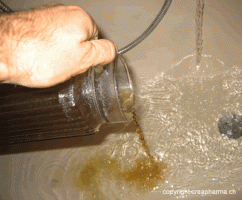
<box><xmin>0</xmin><ymin>3</ymin><xmax>116</xmax><ymax>87</ymax></box>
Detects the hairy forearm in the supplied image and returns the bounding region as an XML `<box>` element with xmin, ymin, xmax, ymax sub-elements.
<box><xmin>0</xmin><ymin>13</ymin><xmax>14</xmax><ymax>82</ymax></box>
<box><xmin>0</xmin><ymin>12</ymin><xmax>31</xmax><ymax>82</ymax></box>
<box><xmin>0</xmin><ymin>10</ymin><xmax>55</xmax><ymax>83</ymax></box>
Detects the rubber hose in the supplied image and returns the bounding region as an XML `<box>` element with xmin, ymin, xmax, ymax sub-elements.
<box><xmin>0</xmin><ymin>0</ymin><xmax>13</xmax><ymax>13</ymax></box>
<box><xmin>117</xmin><ymin>0</ymin><xmax>172</xmax><ymax>54</ymax></box>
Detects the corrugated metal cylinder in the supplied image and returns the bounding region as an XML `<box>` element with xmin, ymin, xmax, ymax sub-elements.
<box><xmin>0</xmin><ymin>56</ymin><xmax>134</xmax><ymax>145</ymax></box>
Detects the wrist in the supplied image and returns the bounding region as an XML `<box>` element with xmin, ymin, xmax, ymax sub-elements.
<box><xmin>0</xmin><ymin>12</ymin><xmax>30</xmax><ymax>85</ymax></box>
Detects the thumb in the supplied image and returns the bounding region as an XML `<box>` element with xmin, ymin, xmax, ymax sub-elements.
<box><xmin>81</xmin><ymin>39</ymin><xmax>116</xmax><ymax>68</ymax></box>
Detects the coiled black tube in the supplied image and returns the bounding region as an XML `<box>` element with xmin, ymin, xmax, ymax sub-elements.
<box><xmin>117</xmin><ymin>0</ymin><xmax>172</xmax><ymax>54</ymax></box>
<box><xmin>0</xmin><ymin>0</ymin><xmax>13</xmax><ymax>13</ymax></box>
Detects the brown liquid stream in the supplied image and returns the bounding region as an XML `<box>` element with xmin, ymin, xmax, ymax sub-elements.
<box><xmin>70</xmin><ymin>109</ymin><xmax>167</xmax><ymax>199</ymax></box>
<box><xmin>132</xmin><ymin>111</ymin><xmax>154</xmax><ymax>161</ymax></box>
<box><xmin>122</xmin><ymin>111</ymin><xmax>167</xmax><ymax>191</ymax></box>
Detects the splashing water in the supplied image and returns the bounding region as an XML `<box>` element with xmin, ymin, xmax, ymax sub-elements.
<box><xmin>138</xmin><ymin>54</ymin><xmax>242</xmax><ymax>192</ymax></box>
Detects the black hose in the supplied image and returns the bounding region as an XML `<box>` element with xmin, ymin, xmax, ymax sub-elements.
<box><xmin>0</xmin><ymin>0</ymin><xmax>172</xmax><ymax>55</ymax></box>
<box><xmin>0</xmin><ymin>0</ymin><xmax>13</xmax><ymax>13</ymax></box>
<box><xmin>117</xmin><ymin>0</ymin><xmax>172</xmax><ymax>54</ymax></box>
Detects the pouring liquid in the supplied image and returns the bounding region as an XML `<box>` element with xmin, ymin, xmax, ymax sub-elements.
<box><xmin>71</xmin><ymin>105</ymin><xmax>167</xmax><ymax>199</ymax></box>
<box><xmin>195</xmin><ymin>0</ymin><xmax>204</xmax><ymax>67</ymax></box>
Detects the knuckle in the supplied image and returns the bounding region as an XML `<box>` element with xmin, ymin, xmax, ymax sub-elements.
<box><xmin>70</xmin><ymin>6</ymin><xmax>93</xmax><ymax>23</ymax></box>
<box><xmin>67</xmin><ymin>5</ymin><xmax>85</xmax><ymax>12</ymax></box>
